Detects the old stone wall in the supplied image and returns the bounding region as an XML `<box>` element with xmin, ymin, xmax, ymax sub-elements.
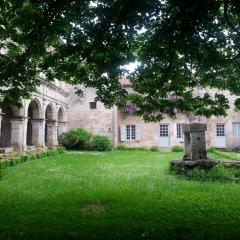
<box><xmin>67</xmin><ymin>86</ymin><xmax>115</xmax><ymax>139</ymax></box>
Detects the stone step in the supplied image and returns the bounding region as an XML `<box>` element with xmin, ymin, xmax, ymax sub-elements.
<box><xmin>0</xmin><ymin>147</ymin><xmax>14</xmax><ymax>154</ymax></box>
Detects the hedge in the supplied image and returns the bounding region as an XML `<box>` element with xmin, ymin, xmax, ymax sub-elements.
<box><xmin>0</xmin><ymin>147</ymin><xmax>65</xmax><ymax>179</ymax></box>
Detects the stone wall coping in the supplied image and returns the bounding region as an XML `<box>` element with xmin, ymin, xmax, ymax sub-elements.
<box><xmin>30</xmin><ymin>119</ymin><xmax>45</xmax><ymax>123</ymax></box>
<box><xmin>183</xmin><ymin>123</ymin><xmax>207</xmax><ymax>133</ymax></box>
<box><xmin>9</xmin><ymin>116</ymin><xmax>26</xmax><ymax>121</ymax></box>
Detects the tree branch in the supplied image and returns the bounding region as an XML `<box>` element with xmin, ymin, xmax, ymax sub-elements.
<box><xmin>223</xmin><ymin>0</ymin><xmax>240</xmax><ymax>36</ymax></box>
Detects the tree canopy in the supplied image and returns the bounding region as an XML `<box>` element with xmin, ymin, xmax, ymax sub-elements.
<box><xmin>1</xmin><ymin>0</ymin><xmax>240</xmax><ymax>120</ymax></box>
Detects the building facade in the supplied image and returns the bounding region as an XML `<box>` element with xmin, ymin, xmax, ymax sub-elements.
<box><xmin>1</xmin><ymin>80</ymin><xmax>240</xmax><ymax>152</ymax></box>
<box><xmin>67</xmin><ymin>85</ymin><xmax>240</xmax><ymax>151</ymax></box>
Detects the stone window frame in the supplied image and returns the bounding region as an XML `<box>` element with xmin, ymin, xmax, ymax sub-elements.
<box><xmin>216</xmin><ymin>123</ymin><xmax>225</xmax><ymax>137</ymax></box>
<box><xmin>126</xmin><ymin>125</ymin><xmax>136</xmax><ymax>140</ymax></box>
<box><xmin>232</xmin><ymin>122</ymin><xmax>240</xmax><ymax>137</ymax></box>
<box><xmin>176</xmin><ymin>123</ymin><xmax>183</xmax><ymax>139</ymax></box>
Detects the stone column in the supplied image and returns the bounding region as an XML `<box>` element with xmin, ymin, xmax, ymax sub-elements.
<box><xmin>10</xmin><ymin>117</ymin><xmax>26</xmax><ymax>151</ymax></box>
<box><xmin>0</xmin><ymin>111</ymin><xmax>3</xmax><ymax>137</ymax></box>
<box><xmin>31</xmin><ymin>119</ymin><xmax>45</xmax><ymax>147</ymax></box>
<box><xmin>46</xmin><ymin>121</ymin><xmax>58</xmax><ymax>148</ymax></box>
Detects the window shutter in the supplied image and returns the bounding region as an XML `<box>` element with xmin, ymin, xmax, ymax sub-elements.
<box><xmin>120</xmin><ymin>125</ymin><xmax>126</xmax><ymax>141</ymax></box>
<box><xmin>136</xmin><ymin>125</ymin><xmax>141</xmax><ymax>141</ymax></box>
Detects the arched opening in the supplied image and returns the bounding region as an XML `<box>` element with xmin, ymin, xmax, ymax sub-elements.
<box><xmin>26</xmin><ymin>100</ymin><xmax>40</xmax><ymax>146</ymax></box>
<box><xmin>57</xmin><ymin>107</ymin><xmax>64</xmax><ymax>137</ymax></box>
<box><xmin>45</xmin><ymin>104</ymin><xmax>54</xmax><ymax>145</ymax></box>
<box><xmin>0</xmin><ymin>103</ymin><xmax>23</xmax><ymax>151</ymax></box>
<box><xmin>0</xmin><ymin>107</ymin><xmax>13</xmax><ymax>148</ymax></box>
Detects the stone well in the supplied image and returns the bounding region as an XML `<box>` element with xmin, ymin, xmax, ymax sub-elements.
<box><xmin>171</xmin><ymin>123</ymin><xmax>240</xmax><ymax>170</ymax></box>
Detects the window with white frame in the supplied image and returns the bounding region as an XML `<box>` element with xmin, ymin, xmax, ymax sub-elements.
<box><xmin>216</xmin><ymin>124</ymin><xmax>225</xmax><ymax>137</ymax></box>
<box><xmin>160</xmin><ymin>124</ymin><xmax>169</xmax><ymax>137</ymax></box>
<box><xmin>176</xmin><ymin>123</ymin><xmax>183</xmax><ymax>139</ymax></box>
<box><xmin>232</xmin><ymin>122</ymin><xmax>240</xmax><ymax>137</ymax></box>
<box><xmin>126</xmin><ymin>125</ymin><xmax>136</xmax><ymax>140</ymax></box>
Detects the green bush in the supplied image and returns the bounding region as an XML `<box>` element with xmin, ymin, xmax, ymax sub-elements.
<box><xmin>150</xmin><ymin>146</ymin><xmax>159</xmax><ymax>152</ymax></box>
<box><xmin>92</xmin><ymin>135</ymin><xmax>112</xmax><ymax>151</ymax></box>
<box><xmin>171</xmin><ymin>165</ymin><xmax>240</xmax><ymax>183</ymax></box>
<box><xmin>56</xmin><ymin>146</ymin><xmax>65</xmax><ymax>153</ymax></box>
<box><xmin>116</xmin><ymin>145</ymin><xmax>148</xmax><ymax>151</ymax></box>
<box><xmin>58</xmin><ymin>128</ymin><xmax>91</xmax><ymax>150</ymax></box>
<box><xmin>208</xmin><ymin>146</ymin><xmax>216</xmax><ymax>153</ymax></box>
<box><xmin>171</xmin><ymin>145</ymin><xmax>184</xmax><ymax>152</ymax></box>
<box><xmin>117</xmin><ymin>145</ymin><xmax>129</xmax><ymax>150</ymax></box>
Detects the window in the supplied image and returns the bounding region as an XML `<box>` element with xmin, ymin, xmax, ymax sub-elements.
<box><xmin>90</xmin><ymin>102</ymin><xmax>97</xmax><ymax>109</ymax></box>
<box><xmin>232</xmin><ymin>122</ymin><xmax>240</xmax><ymax>137</ymax></box>
<box><xmin>216</xmin><ymin>124</ymin><xmax>225</xmax><ymax>137</ymax></box>
<box><xmin>160</xmin><ymin>124</ymin><xmax>169</xmax><ymax>137</ymax></box>
<box><xmin>176</xmin><ymin>123</ymin><xmax>183</xmax><ymax>139</ymax></box>
<box><xmin>126</xmin><ymin>125</ymin><xmax>136</xmax><ymax>140</ymax></box>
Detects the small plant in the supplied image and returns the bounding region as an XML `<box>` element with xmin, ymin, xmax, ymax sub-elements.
<box><xmin>0</xmin><ymin>147</ymin><xmax>65</xmax><ymax>180</ymax></box>
<box><xmin>208</xmin><ymin>146</ymin><xmax>216</xmax><ymax>153</ymax></box>
<box><xmin>150</xmin><ymin>146</ymin><xmax>159</xmax><ymax>152</ymax></box>
<box><xmin>116</xmin><ymin>145</ymin><xmax>148</xmax><ymax>151</ymax></box>
<box><xmin>92</xmin><ymin>135</ymin><xmax>112</xmax><ymax>151</ymax></box>
<box><xmin>117</xmin><ymin>145</ymin><xmax>128</xmax><ymax>150</ymax></box>
<box><xmin>170</xmin><ymin>164</ymin><xmax>240</xmax><ymax>183</ymax></box>
<box><xmin>171</xmin><ymin>145</ymin><xmax>183</xmax><ymax>152</ymax></box>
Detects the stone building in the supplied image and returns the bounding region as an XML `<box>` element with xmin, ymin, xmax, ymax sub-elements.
<box><xmin>1</xmin><ymin>78</ymin><xmax>240</xmax><ymax>152</ymax></box>
<box><xmin>0</xmin><ymin>79</ymin><xmax>68</xmax><ymax>152</ymax></box>
<box><xmin>67</xmin><ymin>82</ymin><xmax>240</xmax><ymax>151</ymax></box>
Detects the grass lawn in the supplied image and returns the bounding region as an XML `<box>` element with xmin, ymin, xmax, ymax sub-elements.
<box><xmin>1</xmin><ymin>150</ymin><xmax>240</xmax><ymax>240</ymax></box>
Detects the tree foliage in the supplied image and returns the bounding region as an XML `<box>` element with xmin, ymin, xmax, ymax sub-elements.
<box><xmin>1</xmin><ymin>0</ymin><xmax>240</xmax><ymax>120</ymax></box>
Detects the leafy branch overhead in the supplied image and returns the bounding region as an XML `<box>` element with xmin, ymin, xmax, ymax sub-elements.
<box><xmin>0</xmin><ymin>0</ymin><xmax>240</xmax><ymax>121</ymax></box>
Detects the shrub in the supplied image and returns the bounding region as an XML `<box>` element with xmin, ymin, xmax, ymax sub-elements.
<box><xmin>117</xmin><ymin>145</ymin><xmax>128</xmax><ymax>150</ymax></box>
<box><xmin>170</xmin><ymin>165</ymin><xmax>240</xmax><ymax>183</ymax></box>
<box><xmin>171</xmin><ymin>145</ymin><xmax>183</xmax><ymax>152</ymax></box>
<box><xmin>58</xmin><ymin>128</ymin><xmax>91</xmax><ymax>150</ymax></box>
<box><xmin>56</xmin><ymin>146</ymin><xmax>65</xmax><ymax>153</ymax></box>
<box><xmin>150</xmin><ymin>146</ymin><xmax>159</xmax><ymax>152</ymax></box>
<box><xmin>208</xmin><ymin>146</ymin><xmax>216</xmax><ymax>153</ymax></box>
<box><xmin>92</xmin><ymin>135</ymin><xmax>112</xmax><ymax>151</ymax></box>
<box><xmin>116</xmin><ymin>145</ymin><xmax>148</xmax><ymax>151</ymax></box>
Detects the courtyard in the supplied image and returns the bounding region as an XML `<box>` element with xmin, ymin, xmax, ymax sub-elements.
<box><xmin>0</xmin><ymin>150</ymin><xmax>240</xmax><ymax>240</ymax></box>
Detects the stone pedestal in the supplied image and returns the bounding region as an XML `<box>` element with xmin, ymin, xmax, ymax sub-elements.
<box><xmin>46</xmin><ymin>121</ymin><xmax>58</xmax><ymax>147</ymax></box>
<box><xmin>183</xmin><ymin>123</ymin><xmax>207</xmax><ymax>161</ymax></box>
<box><xmin>10</xmin><ymin>118</ymin><xmax>26</xmax><ymax>151</ymax></box>
<box><xmin>31</xmin><ymin>119</ymin><xmax>45</xmax><ymax>147</ymax></box>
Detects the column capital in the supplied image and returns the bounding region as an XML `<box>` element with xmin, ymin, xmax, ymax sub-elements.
<box><xmin>9</xmin><ymin>117</ymin><xmax>26</xmax><ymax>123</ymax></box>
<box><xmin>31</xmin><ymin>119</ymin><xmax>45</xmax><ymax>124</ymax></box>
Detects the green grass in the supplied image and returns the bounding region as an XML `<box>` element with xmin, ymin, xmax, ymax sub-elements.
<box><xmin>1</xmin><ymin>150</ymin><xmax>240</xmax><ymax>240</ymax></box>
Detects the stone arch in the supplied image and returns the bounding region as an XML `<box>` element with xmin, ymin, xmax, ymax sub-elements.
<box><xmin>26</xmin><ymin>99</ymin><xmax>43</xmax><ymax>146</ymax></box>
<box><xmin>0</xmin><ymin>106</ymin><xmax>13</xmax><ymax>148</ymax></box>
<box><xmin>45</xmin><ymin>103</ymin><xmax>58</xmax><ymax>147</ymax></box>
<box><xmin>57</xmin><ymin>106</ymin><xmax>67</xmax><ymax>137</ymax></box>
<box><xmin>45</xmin><ymin>103</ymin><xmax>55</xmax><ymax>121</ymax></box>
